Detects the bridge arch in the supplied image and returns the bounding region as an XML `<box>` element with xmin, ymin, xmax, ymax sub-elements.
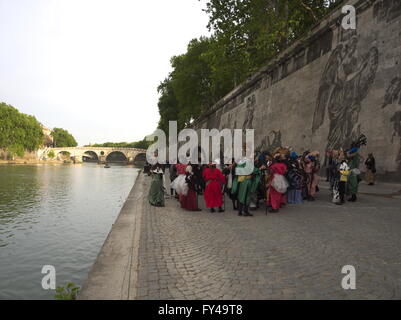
<box><xmin>56</xmin><ymin>151</ymin><xmax>72</xmax><ymax>160</ymax></box>
<box><xmin>133</xmin><ymin>152</ymin><xmax>147</xmax><ymax>165</ymax></box>
<box><xmin>83</xmin><ymin>151</ymin><xmax>99</xmax><ymax>162</ymax></box>
<box><xmin>106</xmin><ymin>151</ymin><xmax>128</xmax><ymax>163</ymax></box>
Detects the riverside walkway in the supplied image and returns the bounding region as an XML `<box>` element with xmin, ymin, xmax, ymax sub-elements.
<box><xmin>80</xmin><ymin>172</ymin><xmax>401</xmax><ymax>300</ymax></box>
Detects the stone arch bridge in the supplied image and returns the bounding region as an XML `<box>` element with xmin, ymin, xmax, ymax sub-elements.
<box><xmin>44</xmin><ymin>147</ymin><xmax>147</xmax><ymax>164</ymax></box>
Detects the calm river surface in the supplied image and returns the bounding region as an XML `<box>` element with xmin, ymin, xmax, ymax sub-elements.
<box><xmin>0</xmin><ymin>164</ymin><xmax>139</xmax><ymax>300</ymax></box>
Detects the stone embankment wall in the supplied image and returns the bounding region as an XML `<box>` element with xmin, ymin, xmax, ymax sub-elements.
<box><xmin>193</xmin><ymin>0</ymin><xmax>401</xmax><ymax>180</ymax></box>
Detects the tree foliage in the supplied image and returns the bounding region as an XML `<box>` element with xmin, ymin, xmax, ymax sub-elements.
<box><xmin>0</xmin><ymin>102</ymin><xmax>44</xmax><ymax>157</ymax></box>
<box><xmin>86</xmin><ymin>138</ymin><xmax>152</xmax><ymax>149</ymax></box>
<box><xmin>157</xmin><ymin>0</ymin><xmax>342</xmax><ymax>130</ymax></box>
<box><xmin>157</xmin><ymin>77</ymin><xmax>180</xmax><ymax>134</ymax></box>
<box><xmin>52</xmin><ymin>128</ymin><xmax>78</xmax><ymax>148</ymax></box>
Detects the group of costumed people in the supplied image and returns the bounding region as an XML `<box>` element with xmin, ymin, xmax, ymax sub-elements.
<box><xmin>171</xmin><ymin>159</ymin><xmax>227</xmax><ymax>213</ymax></box>
<box><xmin>148</xmin><ymin>135</ymin><xmax>371</xmax><ymax>213</ymax></box>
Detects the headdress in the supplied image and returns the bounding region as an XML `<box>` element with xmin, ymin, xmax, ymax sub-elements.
<box><xmin>340</xmin><ymin>162</ymin><xmax>350</xmax><ymax>171</ymax></box>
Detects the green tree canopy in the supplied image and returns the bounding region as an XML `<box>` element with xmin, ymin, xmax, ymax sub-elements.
<box><xmin>85</xmin><ymin>138</ymin><xmax>152</xmax><ymax>149</ymax></box>
<box><xmin>0</xmin><ymin>102</ymin><xmax>44</xmax><ymax>157</ymax></box>
<box><xmin>170</xmin><ymin>37</ymin><xmax>216</xmax><ymax>126</ymax></box>
<box><xmin>157</xmin><ymin>0</ymin><xmax>342</xmax><ymax>130</ymax></box>
<box><xmin>52</xmin><ymin>128</ymin><xmax>78</xmax><ymax>148</ymax></box>
<box><xmin>157</xmin><ymin>77</ymin><xmax>180</xmax><ymax>135</ymax></box>
<box><xmin>203</xmin><ymin>0</ymin><xmax>341</xmax><ymax>74</ymax></box>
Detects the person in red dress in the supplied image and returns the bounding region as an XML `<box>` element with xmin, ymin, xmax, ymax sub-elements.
<box><xmin>203</xmin><ymin>161</ymin><xmax>226</xmax><ymax>213</ymax></box>
<box><xmin>267</xmin><ymin>154</ymin><xmax>288</xmax><ymax>213</ymax></box>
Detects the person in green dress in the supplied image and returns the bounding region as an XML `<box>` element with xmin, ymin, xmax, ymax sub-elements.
<box><xmin>148</xmin><ymin>165</ymin><xmax>165</xmax><ymax>207</ymax></box>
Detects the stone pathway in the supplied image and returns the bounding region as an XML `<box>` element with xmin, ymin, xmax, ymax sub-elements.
<box><xmin>135</xmin><ymin>175</ymin><xmax>401</xmax><ymax>300</ymax></box>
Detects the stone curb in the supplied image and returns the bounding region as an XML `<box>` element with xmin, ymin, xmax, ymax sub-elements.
<box><xmin>78</xmin><ymin>171</ymin><xmax>146</xmax><ymax>300</ymax></box>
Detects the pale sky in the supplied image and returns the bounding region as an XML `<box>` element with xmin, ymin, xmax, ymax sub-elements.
<box><xmin>0</xmin><ymin>0</ymin><xmax>210</xmax><ymax>146</ymax></box>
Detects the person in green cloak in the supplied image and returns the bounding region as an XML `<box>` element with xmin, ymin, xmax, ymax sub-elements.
<box><xmin>232</xmin><ymin>157</ymin><xmax>260</xmax><ymax>217</ymax></box>
<box><xmin>148</xmin><ymin>165</ymin><xmax>165</xmax><ymax>207</ymax></box>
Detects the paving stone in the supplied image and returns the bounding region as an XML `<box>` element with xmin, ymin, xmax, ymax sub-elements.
<box><xmin>134</xmin><ymin>176</ymin><xmax>401</xmax><ymax>300</ymax></box>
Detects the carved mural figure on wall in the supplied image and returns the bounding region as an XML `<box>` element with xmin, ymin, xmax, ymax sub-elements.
<box><xmin>312</xmin><ymin>35</ymin><xmax>379</xmax><ymax>151</ymax></box>
<box><xmin>226</xmin><ymin>112</ymin><xmax>234</xmax><ymax>129</ymax></box>
<box><xmin>242</xmin><ymin>94</ymin><xmax>256</xmax><ymax>133</ymax></box>
<box><xmin>257</xmin><ymin>130</ymin><xmax>282</xmax><ymax>153</ymax></box>
<box><xmin>390</xmin><ymin>111</ymin><xmax>401</xmax><ymax>141</ymax></box>
<box><xmin>382</xmin><ymin>73</ymin><xmax>401</xmax><ymax>173</ymax></box>
<box><xmin>374</xmin><ymin>0</ymin><xmax>401</xmax><ymax>24</ymax></box>
<box><xmin>220</xmin><ymin>110</ymin><xmax>238</xmax><ymax>132</ymax></box>
<box><xmin>389</xmin><ymin>111</ymin><xmax>401</xmax><ymax>173</ymax></box>
<box><xmin>382</xmin><ymin>76</ymin><xmax>401</xmax><ymax>110</ymax></box>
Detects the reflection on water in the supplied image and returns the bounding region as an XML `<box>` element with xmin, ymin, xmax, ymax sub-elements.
<box><xmin>0</xmin><ymin>164</ymin><xmax>139</xmax><ymax>299</ymax></box>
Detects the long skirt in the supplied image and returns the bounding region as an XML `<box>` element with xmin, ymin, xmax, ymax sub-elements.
<box><xmin>365</xmin><ymin>169</ymin><xmax>375</xmax><ymax>184</ymax></box>
<box><xmin>268</xmin><ymin>187</ymin><xmax>286</xmax><ymax>210</ymax></box>
<box><xmin>302</xmin><ymin>174</ymin><xmax>310</xmax><ymax>199</ymax></box>
<box><xmin>180</xmin><ymin>188</ymin><xmax>199</xmax><ymax>211</ymax></box>
<box><xmin>204</xmin><ymin>181</ymin><xmax>223</xmax><ymax>208</ymax></box>
<box><xmin>309</xmin><ymin>173</ymin><xmax>320</xmax><ymax>197</ymax></box>
<box><xmin>232</xmin><ymin>177</ymin><xmax>259</xmax><ymax>206</ymax></box>
<box><xmin>287</xmin><ymin>189</ymin><xmax>303</xmax><ymax>204</ymax></box>
<box><xmin>347</xmin><ymin>174</ymin><xmax>359</xmax><ymax>196</ymax></box>
<box><xmin>148</xmin><ymin>175</ymin><xmax>165</xmax><ymax>207</ymax></box>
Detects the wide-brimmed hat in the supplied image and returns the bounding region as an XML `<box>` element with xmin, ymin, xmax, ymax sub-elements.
<box><xmin>273</xmin><ymin>147</ymin><xmax>290</xmax><ymax>156</ymax></box>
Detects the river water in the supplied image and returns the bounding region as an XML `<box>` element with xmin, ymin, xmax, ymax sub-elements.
<box><xmin>0</xmin><ymin>164</ymin><xmax>139</xmax><ymax>300</ymax></box>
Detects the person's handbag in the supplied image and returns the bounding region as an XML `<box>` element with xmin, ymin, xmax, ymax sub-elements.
<box><xmin>272</xmin><ymin>174</ymin><xmax>289</xmax><ymax>194</ymax></box>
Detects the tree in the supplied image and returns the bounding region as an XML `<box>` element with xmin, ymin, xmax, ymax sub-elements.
<box><xmin>170</xmin><ymin>37</ymin><xmax>216</xmax><ymax>126</ymax></box>
<box><xmin>203</xmin><ymin>0</ymin><xmax>342</xmax><ymax>75</ymax></box>
<box><xmin>52</xmin><ymin>128</ymin><xmax>78</xmax><ymax>148</ymax></box>
<box><xmin>157</xmin><ymin>37</ymin><xmax>224</xmax><ymax>131</ymax></box>
<box><xmin>156</xmin><ymin>0</ymin><xmax>343</xmax><ymax>130</ymax></box>
<box><xmin>157</xmin><ymin>78</ymin><xmax>180</xmax><ymax>134</ymax></box>
<box><xmin>0</xmin><ymin>102</ymin><xmax>44</xmax><ymax>157</ymax></box>
<box><xmin>86</xmin><ymin>138</ymin><xmax>152</xmax><ymax>149</ymax></box>
<box><xmin>131</xmin><ymin>139</ymin><xmax>153</xmax><ymax>149</ymax></box>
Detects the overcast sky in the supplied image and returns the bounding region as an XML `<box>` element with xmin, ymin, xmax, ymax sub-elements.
<box><xmin>0</xmin><ymin>0</ymin><xmax>210</xmax><ymax>146</ymax></box>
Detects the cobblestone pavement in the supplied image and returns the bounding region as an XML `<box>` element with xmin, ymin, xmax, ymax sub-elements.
<box><xmin>136</xmin><ymin>176</ymin><xmax>401</xmax><ymax>300</ymax></box>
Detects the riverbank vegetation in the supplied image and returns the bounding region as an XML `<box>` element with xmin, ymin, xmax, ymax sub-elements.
<box><xmin>52</xmin><ymin>128</ymin><xmax>78</xmax><ymax>148</ymax></box>
<box><xmin>85</xmin><ymin>138</ymin><xmax>152</xmax><ymax>149</ymax></box>
<box><xmin>157</xmin><ymin>0</ymin><xmax>342</xmax><ymax>133</ymax></box>
<box><xmin>55</xmin><ymin>282</ymin><xmax>80</xmax><ymax>300</ymax></box>
<box><xmin>0</xmin><ymin>102</ymin><xmax>79</xmax><ymax>159</ymax></box>
<box><xmin>0</xmin><ymin>102</ymin><xmax>44</xmax><ymax>158</ymax></box>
